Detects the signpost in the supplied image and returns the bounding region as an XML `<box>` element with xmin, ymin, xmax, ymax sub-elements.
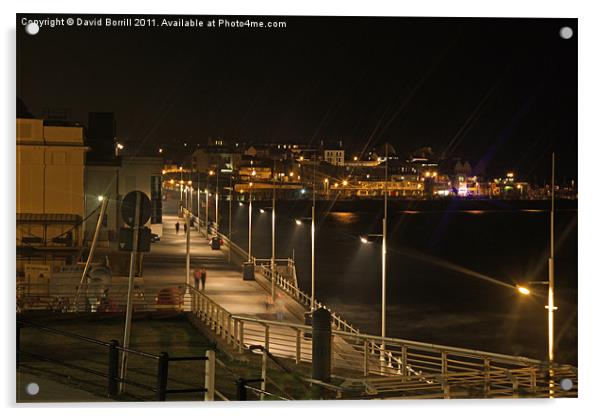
<box><xmin>119</xmin><ymin>191</ymin><xmax>151</xmax><ymax>392</ymax></box>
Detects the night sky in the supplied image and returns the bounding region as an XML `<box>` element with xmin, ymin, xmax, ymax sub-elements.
<box><xmin>17</xmin><ymin>14</ymin><xmax>577</xmax><ymax>183</ymax></box>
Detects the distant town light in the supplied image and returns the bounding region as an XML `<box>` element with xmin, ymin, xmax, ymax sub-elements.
<box><xmin>507</xmin><ymin>172</ymin><xmax>514</xmax><ymax>178</ymax></box>
<box><xmin>324</xmin><ymin>178</ymin><xmax>329</xmax><ymax>183</ymax></box>
<box><xmin>170</xmin><ymin>179</ymin><xmax>175</xmax><ymax>184</ymax></box>
<box><xmin>342</xmin><ymin>180</ymin><xmax>348</xmax><ymax>186</ymax></box>
<box><xmin>209</xmin><ymin>170</ymin><xmax>215</xmax><ymax>175</ymax></box>
<box><xmin>239</xmin><ymin>202</ymin><xmax>244</xmax><ymax>206</ymax></box>
<box><xmin>300</xmin><ymin>189</ymin><xmax>306</xmax><ymax>194</ymax></box>
<box><xmin>187</xmin><ymin>180</ymin><xmax>192</xmax><ymax>185</ymax></box>
<box><xmin>159</xmin><ymin>148</ymin><xmax>163</xmax><ymax>154</ymax></box>
<box><xmin>299</xmin><ymin>156</ymin><xmax>304</xmax><ymax>161</ymax></box>
<box><xmin>251</xmin><ymin>170</ymin><xmax>256</xmax><ymax>176</ymax></box>
<box><xmin>179</xmin><ymin>166</ymin><xmax>183</xmax><ymax>171</ymax></box>
<box><xmin>98</xmin><ymin>195</ymin><xmax>104</xmax><ymax>201</ymax></box>
<box><xmin>353</xmin><ymin>156</ymin><xmax>358</xmax><ymax>161</ymax></box>
<box><xmin>116</xmin><ymin>143</ymin><xmax>124</xmax><ymax>150</ymax></box>
<box><xmin>334</xmin><ymin>183</ymin><xmax>339</xmax><ymax>188</ymax></box>
<box><xmin>289</xmin><ymin>172</ymin><xmax>294</xmax><ymax>177</ymax></box>
<box><xmin>162</xmin><ymin>169</ymin><xmax>166</xmax><ymax>175</ymax></box>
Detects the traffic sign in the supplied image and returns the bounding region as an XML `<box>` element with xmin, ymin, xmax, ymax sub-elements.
<box><xmin>118</xmin><ymin>227</ymin><xmax>151</xmax><ymax>252</ymax></box>
<box><xmin>121</xmin><ymin>191</ymin><xmax>151</xmax><ymax>227</ymax></box>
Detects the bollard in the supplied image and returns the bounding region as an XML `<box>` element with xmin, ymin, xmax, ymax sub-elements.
<box><xmin>156</xmin><ymin>352</ymin><xmax>169</xmax><ymax>401</ymax></box>
<box><xmin>204</xmin><ymin>350</ymin><xmax>215</xmax><ymax>401</ymax></box>
<box><xmin>242</xmin><ymin>262</ymin><xmax>255</xmax><ymax>280</ymax></box>
<box><xmin>236</xmin><ymin>378</ymin><xmax>247</xmax><ymax>401</ymax></box>
<box><xmin>312</xmin><ymin>307</ymin><xmax>332</xmax><ymax>383</ymax></box>
<box><xmin>107</xmin><ymin>340</ymin><xmax>119</xmax><ymax>397</ymax></box>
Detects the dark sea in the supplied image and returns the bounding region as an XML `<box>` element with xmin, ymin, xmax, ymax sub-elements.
<box><xmin>211</xmin><ymin>197</ymin><xmax>577</xmax><ymax>364</ymax></box>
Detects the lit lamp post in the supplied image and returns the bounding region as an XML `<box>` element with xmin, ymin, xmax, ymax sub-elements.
<box><xmin>516</xmin><ymin>152</ymin><xmax>557</xmax><ymax>396</ymax></box>
<box><xmin>271</xmin><ymin>170</ymin><xmax>277</xmax><ymax>303</ymax></box>
<box><xmin>205</xmin><ymin>189</ymin><xmax>209</xmax><ymax>237</ymax></box>
<box><xmin>179</xmin><ymin>166</ymin><xmax>183</xmax><ymax>212</ymax></box>
<box><xmin>360</xmin><ymin>143</ymin><xmax>389</xmax><ymax>360</ymax></box>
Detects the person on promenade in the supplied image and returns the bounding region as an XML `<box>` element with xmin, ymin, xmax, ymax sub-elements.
<box><xmin>275</xmin><ymin>293</ymin><xmax>285</xmax><ymax>321</ymax></box>
<box><xmin>184</xmin><ymin>222</ymin><xmax>188</xmax><ymax>233</ymax></box>
<box><xmin>175</xmin><ymin>221</ymin><xmax>180</xmax><ymax>234</ymax></box>
<box><xmin>193</xmin><ymin>268</ymin><xmax>201</xmax><ymax>290</ymax></box>
<box><xmin>200</xmin><ymin>268</ymin><xmax>207</xmax><ymax>290</ymax></box>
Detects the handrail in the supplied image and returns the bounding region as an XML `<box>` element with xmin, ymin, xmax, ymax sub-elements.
<box><xmin>228</xmin><ymin>314</ymin><xmax>549</xmax><ymax>368</ymax></box>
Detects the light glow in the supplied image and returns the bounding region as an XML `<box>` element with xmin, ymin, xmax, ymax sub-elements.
<box><xmin>517</xmin><ymin>285</ymin><xmax>531</xmax><ymax>295</ymax></box>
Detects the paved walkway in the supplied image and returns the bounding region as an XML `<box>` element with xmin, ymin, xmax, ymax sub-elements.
<box><xmin>144</xmin><ymin>213</ymin><xmax>302</xmax><ymax>323</ymax></box>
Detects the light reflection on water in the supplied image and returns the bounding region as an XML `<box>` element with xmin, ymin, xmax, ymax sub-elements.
<box><xmin>328</xmin><ymin>212</ymin><xmax>360</xmax><ymax>224</ymax></box>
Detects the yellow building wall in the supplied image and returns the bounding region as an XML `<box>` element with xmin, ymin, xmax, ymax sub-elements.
<box><xmin>16</xmin><ymin>118</ymin><xmax>86</xmax><ymax>220</ymax></box>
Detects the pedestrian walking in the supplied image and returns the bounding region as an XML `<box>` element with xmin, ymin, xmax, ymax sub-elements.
<box><xmin>200</xmin><ymin>268</ymin><xmax>207</xmax><ymax>290</ymax></box>
<box><xmin>193</xmin><ymin>268</ymin><xmax>201</xmax><ymax>290</ymax></box>
<box><xmin>275</xmin><ymin>293</ymin><xmax>285</xmax><ymax>321</ymax></box>
<box><xmin>184</xmin><ymin>222</ymin><xmax>188</xmax><ymax>233</ymax></box>
<box><xmin>175</xmin><ymin>221</ymin><xmax>180</xmax><ymax>234</ymax></box>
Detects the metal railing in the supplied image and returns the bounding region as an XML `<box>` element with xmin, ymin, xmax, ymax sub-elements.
<box><xmin>17</xmin><ymin>281</ymin><xmax>193</xmax><ymax>313</ymax></box>
<box><xmin>17</xmin><ymin>319</ymin><xmax>217</xmax><ymax>401</ymax></box>
<box><xmin>185</xmin><ymin>284</ymin><xmax>577</xmax><ymax>399</ymax></box>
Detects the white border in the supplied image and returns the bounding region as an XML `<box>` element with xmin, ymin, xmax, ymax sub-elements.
<box><xmin>2</xmin><ymin>1</ymin><xmax>600</xmax><ymax>415</ymax></box>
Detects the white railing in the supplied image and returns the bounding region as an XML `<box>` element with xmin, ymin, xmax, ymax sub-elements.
<box><xmin>185</xmin><ymin>287</ymin><xmax>577</xmax><ymax>398</ymax></box>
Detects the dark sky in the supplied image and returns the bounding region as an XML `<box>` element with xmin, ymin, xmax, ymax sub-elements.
<box><xmin>17</xmin><ymin>14</ymin><xmax>577</xmax><ymax>183</ymax></box>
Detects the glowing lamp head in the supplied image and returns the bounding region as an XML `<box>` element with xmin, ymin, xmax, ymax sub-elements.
<box><xmin>295</xmin><ymin>219</ymin><xmax>302</xmax><ymax>226</ymax></box>
<box><xmin>517</xmin><ymin>285</ymin><xmax>531</xmax><ymax>295</ymax></box>
<box><xmin>259</xmin><ymin>208</ymin><xmax>265</xmax><ymax>213</ymax></box>
<box><xmin>239</xmin><ymin>202</ymin><xmax>244</xmax><ymax>206</ymax></box>
<box><xmin>98</xmin><ymin>195</ymin><xmax>104</xmax><ymax>202</ymax></box>
<box><xmin>342</xmin><ymin>180</ymin><xmax>348</xmax><ymax>186</ymax></box>
<box><xmin>360</xmin><ymin>236</ymin><xmax>369</xmax><ymax>244</ymax></box>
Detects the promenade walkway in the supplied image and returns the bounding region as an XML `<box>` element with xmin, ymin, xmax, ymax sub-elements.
<box><xmin>144</xmin><ymin>214</ymin><xmax>302</xmax><ymax>323</ymax></box>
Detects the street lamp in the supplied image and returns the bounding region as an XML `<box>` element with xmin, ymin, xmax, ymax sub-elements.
<box><xmin>516</xmin><ymin>153</ymin><xmax>557</xmax><ymax>397</ymax></box>
<box><xmin>359</xmin><ymin>143</ymin><xmax>389</xmax><ymax>360</ymax></box>
<box><xmin>516</xmin><ymin>285</ymin><xmax>531</xmax><ymax>296</ymax></box>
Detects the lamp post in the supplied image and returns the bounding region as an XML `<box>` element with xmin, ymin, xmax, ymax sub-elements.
<box><xmin>205</xmin><ymin>189</ymin><xmax>209</xmax><ymax>237</ymax></box>
<box><xmin>381</xmin><ymin>144</ymin><xmax>389</xmax><ymax>358</ymax></box>
<box><xmin>215</xmin><ymin>166</ymin><xmax>219</xmax><ymax>232</ymax></box>
<box><xmin>248</xmin><ymin>184</ymin><xmax>253</xmax><ymax>262</ymax></box>
<box><xmin>516</xmin><ymin>152</ymin><xmax>557</xmax><ymax>397</ymax></box>
<box><xmin>179</xmin><ymin>166</ymin><xmax>183</xmax><ymax>213</ymax></box>
<box><xmin>271</xmin><ymin>169</ymin><xmax>276</xmax><ymax>304</ymax></box>
<box><xmin>228</xmin><ymin>175</ymin><xmax>233</xmax><ymax>263</ymax></box>
<box><xmin>197</xmin><ymin>187</ymin><xmax>201</xmax><ymax>234</ymax></box>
